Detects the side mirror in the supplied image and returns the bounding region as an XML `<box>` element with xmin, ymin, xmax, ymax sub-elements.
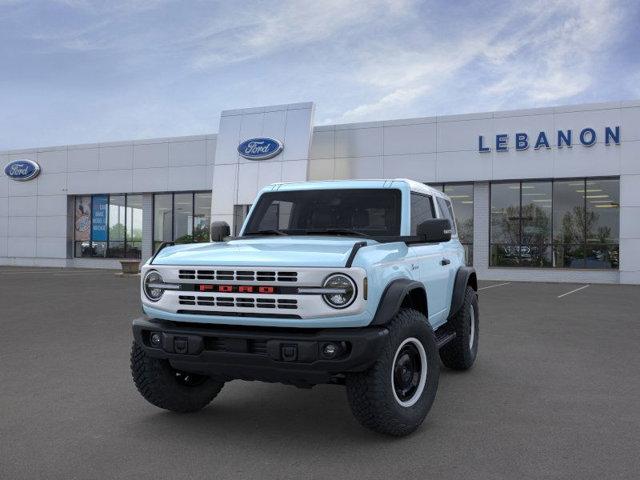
<box><xmin>417</xmin><ymin>219</ymin><xmax>452</xmax><ymax>243</ymax></box>
<box><xmin>210</xmin><ymin>221</ymin><xmax>231</xmax><ymax>242</ymax></box>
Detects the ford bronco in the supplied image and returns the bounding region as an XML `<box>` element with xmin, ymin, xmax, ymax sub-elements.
<box><xmin>131</xmin><ymin>179</ymin><xmax>478</xmax><ymax>436</ymax></box>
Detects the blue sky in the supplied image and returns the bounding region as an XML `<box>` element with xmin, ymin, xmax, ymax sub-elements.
<box><xmin>1</xmin><ymin>0</ymin><xmax>639</xmax><ymax>150</ymax></box>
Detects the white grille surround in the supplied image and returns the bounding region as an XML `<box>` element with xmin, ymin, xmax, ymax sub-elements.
<box><xmin>141</xmin><ymin>265</ymin><xmax>367</xmax><ymax>320</ymax></box>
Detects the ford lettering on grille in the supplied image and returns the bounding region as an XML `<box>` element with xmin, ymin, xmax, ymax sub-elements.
<box><xmin>197</xmin><ymin>284</ymin><xmax>276</xmax><ymax>294</ymax></box>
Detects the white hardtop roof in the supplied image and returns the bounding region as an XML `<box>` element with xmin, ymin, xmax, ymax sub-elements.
<box><xmin>266</xmin><ymin>178</ymin><xmax>446</xmax><ymax>198</ymax></box>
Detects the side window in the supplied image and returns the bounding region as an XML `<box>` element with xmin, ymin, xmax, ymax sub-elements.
<box><xmin>410</xmin><ymin>193</ymin><xmax>435</xmax><ymax>235</ymax></box>
<box><xmin>436</xmin><ymin>197</ymin><xmax>458</xmax><ymax>236</ymax></box>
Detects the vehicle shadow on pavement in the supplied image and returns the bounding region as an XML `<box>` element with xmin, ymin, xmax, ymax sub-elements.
<box><xmin>125</xmin><ymin>370</ymin><xmax>459</xmax><ymax>444</ymax></box>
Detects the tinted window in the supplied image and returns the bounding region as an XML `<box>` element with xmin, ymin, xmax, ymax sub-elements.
<box><xmin>436</xmin><ymin>197</ymin><xmax>458</xmax><ymax>236</ymax></box>
<box><xmin>233</xmin><ymin>204</ymin><xmax>252</xmax><ymax>236</ymax></box>
<box><xmin>244</xmin><ymin>189</ymin><xmax>402</xmax><ymax>236</ymax></box>
<box><xmin>410</xmin><ymin>193</ymin><xmax>435</xmax><ymax>235</ymax></box>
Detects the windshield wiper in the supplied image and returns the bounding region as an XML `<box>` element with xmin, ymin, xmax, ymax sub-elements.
<box><xmin>248</xmin><ymin>229</ymin><xmax>288</xmax><ymax>236</ymax></box>
<box><xmin>305</xmin><ymin>228</ymin><xmax>370</xmax><ymax>238</ymax></box>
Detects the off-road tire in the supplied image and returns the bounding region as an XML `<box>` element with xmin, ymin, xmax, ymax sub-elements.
<box><xmin>345</xmin><ymin>308</ymin><xmax>440</xmax><ymax>436</ymax></box>
<box><xmin>439</xmin><ymin>286</ymin><xmax>479</xmax><ymax>370</ymax></box>
<box><xmin>131</xmin><ymin>341</ymin><xmax>224</xmax><ymax>413</ymax></box>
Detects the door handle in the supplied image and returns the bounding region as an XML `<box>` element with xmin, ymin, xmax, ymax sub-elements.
<box><xmin>440</xmin><ymin>258</ymin><xmax>451</xmax><ymax>266</ymax></box>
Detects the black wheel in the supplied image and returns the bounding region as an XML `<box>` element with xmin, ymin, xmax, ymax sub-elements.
<box><xmin>130</xmin><ymin>341</ymin><xmax>224</xmax><ymax>413</ymax></box>
<box><xmin>439</xmin><ymin>286</ymin><xmax>478</xmax><ymax>370</ymax></box>
<box><xmin>345</xmin><ymin>308</ymin><xmax>440</xmax><ymax>436</ymax></box>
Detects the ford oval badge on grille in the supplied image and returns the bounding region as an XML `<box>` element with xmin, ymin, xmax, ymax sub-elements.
<box><xmin>237</xmin><ymin>138</ymin><xmax>283</xmax><ymax>160</ymax></box>
<box><xmin>4</xmin><ymin>159</ymin><xmax>41</xmax><ymax>181</ymax></box>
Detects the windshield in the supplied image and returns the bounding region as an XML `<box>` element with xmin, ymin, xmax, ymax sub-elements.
<box><xmin>243</xmin><ymin>188</ymin><xmax>401</xmax><ymax>237</ymax></box>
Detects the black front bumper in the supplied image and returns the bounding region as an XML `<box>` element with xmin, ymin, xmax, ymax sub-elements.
<box><xmin>132</xmin><ymin>317</ymin><xmax>389</xmax><ymax>386</ymax></box>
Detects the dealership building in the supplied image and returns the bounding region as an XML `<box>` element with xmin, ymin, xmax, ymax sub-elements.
<box><xmin>1</xmin><ymin>100</ymin><xmax>639</xmax><ymax>284</ymax></box>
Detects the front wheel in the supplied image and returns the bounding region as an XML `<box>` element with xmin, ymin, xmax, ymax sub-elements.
<box><xmin>130</xmin><ymin>341</ymin><xmax>224</xmax><ymax>413</ymax></box>
<box><xmin>345</xmin><ymin>309</ymin><xmax>440</xmax><ymax>436</ymax></box>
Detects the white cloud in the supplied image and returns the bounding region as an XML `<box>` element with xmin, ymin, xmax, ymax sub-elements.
<box><xmin>334</xmin><ymin>0</ymin><xmax>625</xmax><ymax>122</ymax></box>
<box><xmin>481</xmin><ymin>0</ymin><xmax>622</xmax><ymax>105</ymax></box>
<box><xmin>339</xmin><ymin>85</ymin><xmax>429</xmax><ymax>121</ymax></box>
<box><xmin>0</xmin><ymin>0</ymin><xmax>634</xmax><ymax>149</ymax></box>
<box><xmin>191</xmin><ymin>0</ymin><xmax>415</xmax><ymax>69</ymax></box>
<box><xmin>337</xmin><ymin>35</ymin><xmax>494</xmax><ymax>121</ymax></box>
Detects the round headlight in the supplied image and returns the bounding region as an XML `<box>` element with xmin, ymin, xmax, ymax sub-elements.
<box><xmin>322</xmin><ymin>274</ymin><xmax>356</xmax><ymax>309</ymax></box>
<box><xmin>143</xmin><ymin>270</ymin><xmax>164</xmax><ymax>302</ymax></box>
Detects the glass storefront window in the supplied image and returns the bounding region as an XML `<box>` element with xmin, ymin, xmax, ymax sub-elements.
<box><xmin>126</xmin><ymin>195</ymin><xmax>143</xmax><ymax>258</ymax></box>
<box><xmin>108</xmin><ymin>195</ymin><xmax>126</xmax><ymax>257</ymax></box>
<box><xmin>73</xmin><ymin>193</ymin><xmax>143</xmax><ymax>259</ymax></box>
<box><xmin>553</xmin><ymin>180</ymin><xmax>586</xmax><ymax>268</ymax></box>
<box><xmin>74</xmin><ymin>196</ymin><xmax>92</xmax><ymax>257</ymax></box>
<box><xmin>429</xmin><ymin>183</ymin><xmax>474</xmax><ymax>265</ymax></box>
<box><xmin>153</xmin><ymin>194</ymin><xmax>173</xmax><ymax>252</ymax></box>
<box><xmin>153</xmin><ymin>192</ymin><xmax>213</xmax><ymax>251</ymax></box>
<box><xmin>193</xmin><ymin>193</ymin><xmax>212</xmax><ymax>243</ymax></box>
<box><xmin>491</xmin><ymin>178</ymin><xmax>619</xmax><ymax>269</ymax></box>
<box><xmin>442</xmin><ymin>184</ymin><xmax>473</xmax><ymax>265</ymax></box>
<box><xmin>490</xmin><ymin>182</ymin><xmax>520</xmax><ymax>266</ymax></box>
<box><xmin>173</xmin><ymin>193</ymin><xmax>193</xmax><ymax>244</ymax></box>
<box><xmin>586</xmin><ymin>178</ymin><xmax>619</xmax><ymax>268</ymax></box>
<box><xmin>520</xmin><ymin>181</ymin><xmax>552</xmax><ymax>267</ymax></box>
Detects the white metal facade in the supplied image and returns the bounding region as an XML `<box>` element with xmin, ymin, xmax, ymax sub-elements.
<box><xmin>1</xmin><ymin>100</ymin><xmax>639</xmax><ymax>284</ymax></box>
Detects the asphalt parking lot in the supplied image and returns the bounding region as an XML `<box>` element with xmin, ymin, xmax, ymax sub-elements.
<box><xmin>1</xmin><ymin>268</ymin><xmax>639</xmax><ymax>479</ymax></box>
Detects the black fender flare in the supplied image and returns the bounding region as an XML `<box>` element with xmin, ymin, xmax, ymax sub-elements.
<box><xmin>448</xmin><ymin>266</ymin><xmax>477</xmax><ymax>319</ymax></box>
<box><xmin>370</xmin><ymin>278</ymin><xmax>427</xmax><ymax>326</ymax></box>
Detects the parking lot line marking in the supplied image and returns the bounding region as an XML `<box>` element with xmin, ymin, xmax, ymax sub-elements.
<box><xmin>478</xmin><ymin>282</ymin><xmax>511</xmax><ymax>291</ymax></box>
<box><xmin>557</xmin><ymin>284</ymin><xmax>590</xmax><ymax>298</ymax></box>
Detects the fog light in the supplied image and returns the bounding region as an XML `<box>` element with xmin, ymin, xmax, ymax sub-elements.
<box><xmin>150</xmin><ymin>332</ymin><xmax>162</xmax><ymax>347</ymax></box>
<box><xmin>322</xmin><ymin>343</ymin><xmax>339</xmax><ymax>358</ymax></box>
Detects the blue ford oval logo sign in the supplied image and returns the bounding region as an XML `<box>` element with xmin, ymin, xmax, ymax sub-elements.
<box><xmin>4</xmin><ymin>159</ymin><xmax>41</xmax><ymax>181</ymax></box>
<box><xmin>237</xmin><ymin>137</ymin><xmax>283</xmax><ymax>160</ymax></box>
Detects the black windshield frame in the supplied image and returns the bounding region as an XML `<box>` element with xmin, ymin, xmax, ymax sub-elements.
<box><xmin>242</xmin><ymin>188</ymin><xmax>402</xmax><ymax>237</ymax></box>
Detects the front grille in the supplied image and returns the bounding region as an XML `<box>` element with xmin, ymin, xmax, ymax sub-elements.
<box><xmin>178</xmin><ymin>269</ymin><xmax>298</xmax><ymax>282</ymax></box>
<box><xmin>179</xmin><ymin>295</ymin><xmax>298</xmax><ymax>310</ymax></box>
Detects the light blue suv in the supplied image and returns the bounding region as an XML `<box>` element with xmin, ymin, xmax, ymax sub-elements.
<box><xmin>131</xmin><ymin>179</ymin><xmax>479</xmax><ymax>436</ymax></box>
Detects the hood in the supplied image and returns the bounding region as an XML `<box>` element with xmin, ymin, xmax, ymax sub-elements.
<box><xmin>151</xmin><ymin>237</ymin><xmax>369</xmax><ymax>268</ymax></box>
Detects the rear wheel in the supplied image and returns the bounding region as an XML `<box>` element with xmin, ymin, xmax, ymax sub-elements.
<box><xmin>130</xmin><ymin>341</ymin><xmax>224</xmax><ymax>413</ymax></box>
<box><xmin>439</xmin><ymin>286</ymin><xmax>479</xmax><ymax>370</ymax></box>
<box><xmin>345</xmin><ymin>308</ymin><xmax>440</xmax><ymax>436</ymax></box>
